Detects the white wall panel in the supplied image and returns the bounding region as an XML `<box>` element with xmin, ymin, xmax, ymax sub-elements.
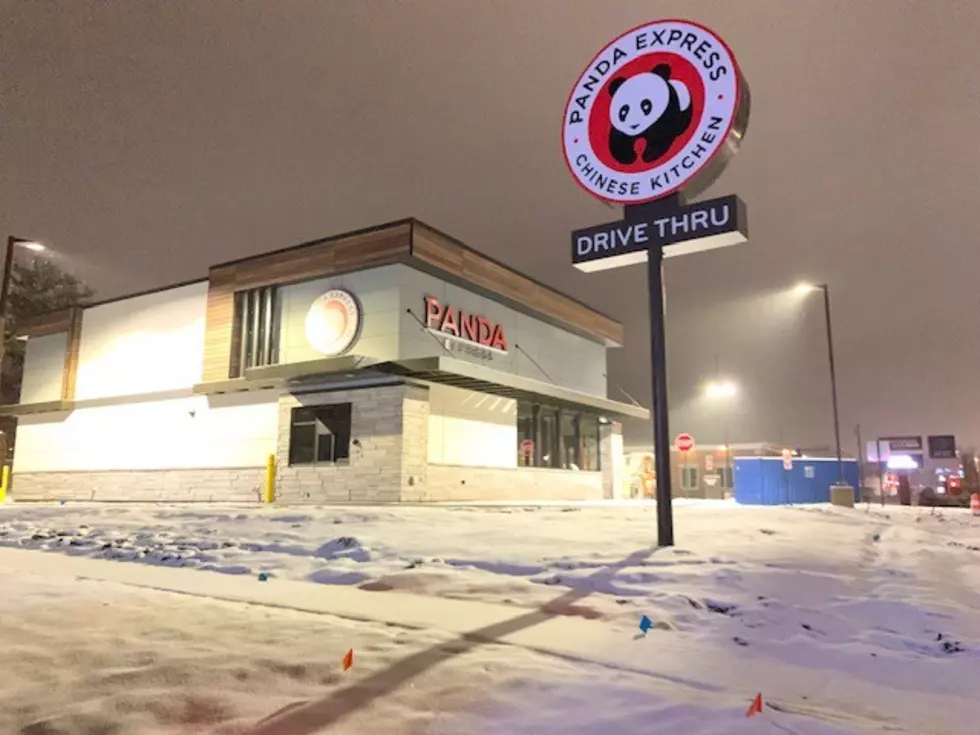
<box><xmin>20</xmin><ymin>333</ymin><xmax>68</xmax><ymax>404</ymax></box>
<box><xmin>74</xmin><ymin>282</ymin><xmax>208</xmax><ymax>400</ymax></box>
<box><xmin>13</xmin><ymin>390</ymin><xmax>279</xmax><ymax>473</ymax></box>
<box><xmin>426</xmin><ymin>384</ymin><xmax>517</xmax><ymax>468</ymax></box>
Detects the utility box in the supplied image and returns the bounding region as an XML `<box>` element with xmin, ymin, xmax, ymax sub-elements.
<box><xmin>830</xmin><ymin>484</ymin><xmax>855</xmax><ymax>507</ymax></box>
<box><xmin>734</xmin><ymin>457</ymin><xmax>861</xmax><ymax>506</ymax></box>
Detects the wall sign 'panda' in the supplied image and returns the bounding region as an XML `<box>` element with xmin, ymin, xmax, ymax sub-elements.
<box><xmin>561</xmin><ymin>19</ymin><xmax>750</xmax><ymax>205</ymax></box>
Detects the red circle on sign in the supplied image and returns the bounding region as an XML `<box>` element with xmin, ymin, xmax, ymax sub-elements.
<box><xmin>520</xmin><ymin>439</ymin><xmax>535</xmax><ymax>454</ymax></box>
<box><xmin>675</xmin><ymin>433</ymin><xmax>694</xmax><ymax>452</ymax></box>
<box><xmin>587</xmin><ymin>53</ymin><xmax>705</xmax><ymax>175</ymax></box>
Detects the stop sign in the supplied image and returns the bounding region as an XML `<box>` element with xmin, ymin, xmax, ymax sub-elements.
<box><xmin>674</xmin><ymin>433</ymin><xmax>695</xmax><ymax>453</ymax></box>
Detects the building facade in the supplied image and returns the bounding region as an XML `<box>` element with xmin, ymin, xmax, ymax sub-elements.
<box><xmin>4</xmin><ymin>219</ymin><xmax>646</xmax><ymax>503</ymax></box>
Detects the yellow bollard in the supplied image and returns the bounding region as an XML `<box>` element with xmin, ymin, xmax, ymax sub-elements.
<box><xmin>263</xmin><ymin>454</ymin><xmax>276</xmax><ymax>504</ymax></box>
<box><xmin>0</xmin><ymin>465</ymin><xmax>8</xmax><ymax>503</ymax></box>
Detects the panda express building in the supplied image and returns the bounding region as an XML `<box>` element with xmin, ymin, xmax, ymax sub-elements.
<box><xmin>6</xmin><ymin>219</ymin><xmax>647</xmax><ymax>503</ymax></box>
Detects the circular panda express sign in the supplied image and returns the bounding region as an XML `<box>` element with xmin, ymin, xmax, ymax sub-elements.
<box><xmin>562</xmin><ymin>19</ymin><xmax>749</xmax><ymax>205</ymax></box>
<box><xmin>306</xmin><ymin>289</ymin><xmax>361</xmax><ymax>356</ymax></box>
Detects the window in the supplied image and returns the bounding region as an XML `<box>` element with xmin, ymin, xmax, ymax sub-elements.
<box><xmin>561</xmin><ymin>412</ymin><xmax>580</xmax><ymax>469</ymax></box>
<box><xmin>718</xmin><ymin>466</ymin><xmax>733</xmax><ymax>488</ymax></box>
<box><xmin>581</xmin><ymin>417</ymin><xmax>601</xmax><ymax>472</ymax></box>
<box><xmin>232</xmin><ymin>286</ymin><xmax>281</xmax><ymax>376</ymax></box>
<box><xmin>517</xmin><ymin>401</ymin><xmax>535</xmax><ymax>467</ymax></box>
<box><xmin>514</xmin><ymin>399</ymin><xmax>602</xmax><ymax>472</ymax></box>
<box><xmin>681</xmin><ymin>466</ymin><xmax>700</xmax><ymax>489</ymax></box>
<box><xmin>289</xmin><ymin>404</ymin><xmax>352</xmax><ymax>466</ymax></box>
<box><xmin>539</xmin><ymin>407</ymin><xmax>560</xmax><ymax>468</ymax></box>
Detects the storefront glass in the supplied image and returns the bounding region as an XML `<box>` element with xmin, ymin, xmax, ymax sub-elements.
<box><xmin>581</xmin><ymin>417</ymin><xmax>600</xmax><ymax>471</ymax></box>
<box><xmin>515</xmin><ymin>400</ymin><xmax>601</xmax><ymax>472</ymax></box>
<box><xmin>517</xmin><ymin>402</ymin><xmax>535</xmax><ymax>467</ymax></box>
<box><xmin>540</xmin><ymin>408</ymin><xmax>560</xmax><ymax>468</ymax></box>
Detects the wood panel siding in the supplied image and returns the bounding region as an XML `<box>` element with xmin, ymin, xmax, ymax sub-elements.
<box><xmin>409</xmin><ymin>222</ymin><xmax>623</xmax><ymax>345</ymax></box>
<box><xmin>60</xmin><ymin>307</ymin><xmax>84</xmax><ymax>401</ymax></box>
<box><xmin>202</xmin><ymin>282</ymin><xmax>237</xmax><ymax>383</ymax></box>
<box><xmin>210</xmin><ymin>222</ymin><xmax>413</xmax><ymax>292</ymax></box>
<box><xmin>14</xmin><ymin>308</ymin><xmax>76</xmax><ymax>338</ymax></box>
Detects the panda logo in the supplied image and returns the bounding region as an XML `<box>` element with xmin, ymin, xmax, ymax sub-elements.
<box><xmin>607</xmin><ymin>64</ymin><xmax>693</xmax><ymax>166</ymax></box>
<box><xmin>561</xmin><ymin>18</ymin><xmax>748</xmax><ymax>204</ymax></box>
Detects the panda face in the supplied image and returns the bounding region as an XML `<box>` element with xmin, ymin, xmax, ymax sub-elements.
<box><xmin>608</xmin><ymin>73</ymin><xmax>671</xmax><ymax>136</ymax></box>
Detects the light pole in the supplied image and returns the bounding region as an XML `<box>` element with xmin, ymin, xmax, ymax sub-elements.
<box><xmin>0</xmin><ymin>236</ymin><xmax>46</xmax><ymax>370</ymax></box>
<box><xmin>795</xmin><ymin>282</ymin><xmax>844</xmax><ymax>484</ymax></box>
<box><xmin>704</xmin><ymin>358</ymin><xmax>738</xmax><ymax>493</ymax></box>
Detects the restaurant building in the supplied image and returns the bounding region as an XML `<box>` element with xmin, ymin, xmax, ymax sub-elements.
<box><xmin>4</xmin><ymin>219</ymin><xmax>646</xmax><ymax>503</ymax></box>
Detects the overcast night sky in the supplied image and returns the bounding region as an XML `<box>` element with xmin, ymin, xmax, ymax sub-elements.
<box><xmin>2</xmin><ymin>0</ymin><xmax>979</xmax><ymax>453</ymax></box>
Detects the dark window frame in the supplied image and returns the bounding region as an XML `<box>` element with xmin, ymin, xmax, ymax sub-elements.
<box><xmin>288</xmin><ymin>403</ymin><xmax>353</xmax><ymax>467</ymax></box>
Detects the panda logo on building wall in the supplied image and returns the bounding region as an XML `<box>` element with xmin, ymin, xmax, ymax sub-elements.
<box><xmin>607</xmin><ymin>64</ymin><xmax>693</xmax><ymax>166</ymax></box>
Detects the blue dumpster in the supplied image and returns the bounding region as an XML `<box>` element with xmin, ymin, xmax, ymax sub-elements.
<box><xmin>734</xmin><ymin>457</ymin><xmax>860</xmax><ymax>505</ymax></box>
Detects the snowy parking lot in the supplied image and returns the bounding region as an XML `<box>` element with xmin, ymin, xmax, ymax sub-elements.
<box><xmin>1</xmin><ymin>500</ymin><xmax>979</xmax><ymax>733</ymax></box>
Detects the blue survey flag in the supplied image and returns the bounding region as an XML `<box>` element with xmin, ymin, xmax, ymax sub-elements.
<box><xmin>639</xmin><ymin>615</ymin><xmax>653</xmax><ymax>633</ymax></box>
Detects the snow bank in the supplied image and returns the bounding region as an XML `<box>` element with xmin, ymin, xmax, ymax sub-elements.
<box><xmin>1</xmin><ymin>501</ymin><xmax>979</xmax><ymax>733</ymax></box>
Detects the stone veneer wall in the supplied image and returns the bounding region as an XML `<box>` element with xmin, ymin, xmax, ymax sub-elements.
<box><xmin>275</xmin><ymin>382</ymin><xmax>427</xmax><ymax>503</ymax></box>
<box><xmin>423</xmin><ymin>465</ymin><xmax>603</xmax><ymax>502</ymax></box>
<box><xmin>399</xmin><ymin>383</ymin><xmax>430</xmax><ymax>501</ymax></box>
<box><xmin>600</xmin><ymin>420</ymin><xmax>623</xmax><ymax>500</ymax></box>
<box><xmin>11</xmin><ymin>468</ymin><xmax>264</xmax><ymax>502</ymax></box>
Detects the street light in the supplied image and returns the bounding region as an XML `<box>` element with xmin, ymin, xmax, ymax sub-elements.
<box><xmin>0</xmin><ymin>235</ymin><xmax>47</xmax><ymax>369</ymax></box>
<box><xmin>704</xmin><ymin>380</ymin><xmax>738</xmax><ymax>399</ymax></box>
<box><xmin>795</xmin><ymin>281</ymin><xmax>844</xmax><ymax>485</ymax></box>
<box><xmin>704</xmin><ymin>377</ymin><xmax>737</xmax><ymax>492</ymax></box>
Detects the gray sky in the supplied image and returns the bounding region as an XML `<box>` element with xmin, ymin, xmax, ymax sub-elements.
<box><xmin>2</xmin><ymin>0</ymin><xmax>979</xmax><ymax>452</ymax></box>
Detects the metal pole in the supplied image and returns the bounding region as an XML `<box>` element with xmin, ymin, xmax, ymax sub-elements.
<box><xmin>821</xmin><ymin>285</ymin><xmax>844</xmax><ymax>484</ymax></box>
<box><xmin>625</xmin><ymin>196</ymin><xmax>679</xmax><ymax>547</ymax></box>
<box><xmin>647</xmin><ymin>241</ymin><xmax>673</xmax><ymax>545</ymax></box>
<box><xmin>876</xmin><ymin>437</ymin><xmax>885</xmax><ymax>507</ymax></box>
<box><xmin>0</xmin><ymin>236</ymin><xmax>19</xmax><ymax>379</ymax></box>
<box><xmin>856</xmin><ymin>423</ymin><xmax>866</xmax><ymax>504</ymax></box>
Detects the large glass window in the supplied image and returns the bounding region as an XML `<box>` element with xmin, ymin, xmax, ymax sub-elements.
<box><xmin>539</xmin><ymin>407</ymin><xmax>560</xmax><ymax>469</ymax></box>
<box><xmin>681</xmin><ymin>466</ymin><xmax>700</xmax><ymax>490</ymax></box>
<box><xmin>289</xmin><ymin>403</ymin><xmax>352</xmax><ymax>466</ymax></box>
<box><xmin>561</xmin><ymin>412</ymin><xmax>579</xmax><ymax>469</ymax></box>
<box><xmin>517</xmin><ymin>401</ymin><xmax>535</xmax><ymax>467</ymax></box>
<box><xmin>718</xmin><ymin>466</ymin><xmax>733</xmax><ymax>488</ymax></box>
<box><xmin>581</xmin><ymin>416</ymin><xmax>601</xmax><ymax>471</ymax></box>
<box><xmin>514</xmin><ymin>400</ymin><xmax>602</xmax><ymax>472</ymax></box>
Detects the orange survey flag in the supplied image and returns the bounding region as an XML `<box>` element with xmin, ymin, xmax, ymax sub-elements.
<box><xmin>342</xmin><ymin>648</ymin><xmax>354</xmax><ymax>671</ymax></box>
<box><xmin>746</xmin><ymin>693</ymin><xmax>763</xmax><ymax>717</ymax></box>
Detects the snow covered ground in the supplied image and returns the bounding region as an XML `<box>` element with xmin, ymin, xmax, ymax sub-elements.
<box><xmin>1</xmin><ymin>500</ymin><xmax>979</xmax><ymax>733</ymax></box>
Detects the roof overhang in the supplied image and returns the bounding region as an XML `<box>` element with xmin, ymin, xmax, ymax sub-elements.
<box><xmin>243</xmin><ymin>356</ymin><xmax>371</xmax><ymax>382</ymax></box>
<box><xmin>377</xmin><ymin>356</ymin><xmax>649</xmax><ymax>420</ymax></box>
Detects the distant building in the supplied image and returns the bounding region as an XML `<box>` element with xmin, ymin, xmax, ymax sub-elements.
<box><xmin>622</xmin><ymin>443</ymin><xmax>796</xmax><ymax>500</ymax></box>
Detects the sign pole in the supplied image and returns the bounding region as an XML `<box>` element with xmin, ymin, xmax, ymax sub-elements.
<box><xmin>626</xmin><ymin>195</ymin><xmax>680</xmax><ymax>547</ymax></box>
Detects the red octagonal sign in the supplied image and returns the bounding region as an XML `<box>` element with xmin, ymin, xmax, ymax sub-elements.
<box><xmin>674</xmin><ymin>433</ymin><xmax>695</xmax><ymax>453</ymax></box>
